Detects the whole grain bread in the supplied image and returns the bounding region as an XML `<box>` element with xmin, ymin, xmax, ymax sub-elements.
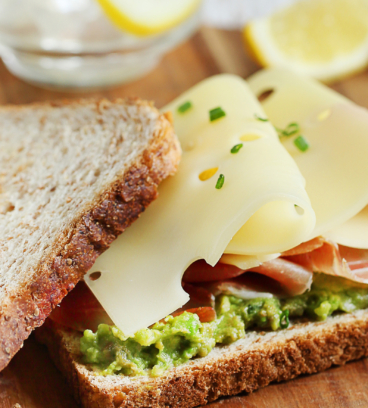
<box><xmin>0</xmin><ymin>98</ymin><xmax>180</xmax><ymax>372</ymax></box>
<box><xmin>36</xmin><ymin>310</ymin><xmax>368</xmax><ymax>408</ymax></box>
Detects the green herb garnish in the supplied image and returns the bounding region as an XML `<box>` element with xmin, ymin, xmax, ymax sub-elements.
<box><xmin>281</xmin><ymin>122</ymin><xmax>300</xmax><ymax>137</ymax></box>
<box><xmin>276</xmin><ymin>122</ymin><xmax>310</xmax><ymax>152</ymax></box>
<box><xmin>254</xmin><ymin>114</ymin><xmax>269</xmax><ymax>122</ymax></box>
<box><xmin>210</xmin><ymin>107</ymin><xmax>226</xmax><ymax>122</ymax></box>
<box><xmin>230</xmin><ymin>143</ymin><xmax>243</xmax><ymax>154</ymax></box>
<box><xmin>177</xmin><ymin>101</ymin><xmax>192</xmax><ymax>113</ymax></box>
<box><xmin>294</xmin><ymin>135</ymin><xmax>310</xmax><ymax>152</ymax></box>
<box><xmin>215</xmin><ymin>174</ymin><xmax>225</xmax><ymax>189</ymax></box>
<box><xmin>280</xmin><ymin>309</ymin><xmax>290</xmax><ymax>329</ymax></box>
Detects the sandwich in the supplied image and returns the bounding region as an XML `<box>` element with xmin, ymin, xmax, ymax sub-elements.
<box><xmin>0</xmin><ymin>98</ymin><xmax>181</xmax><ymax>372</ymax></box>
<box><xmin>36</xmin><ymin>70</ymin><xmax>368</xmax><ymax>407</ymax></box>
<box><xmin>6</xmin><ymin>69</ymin><xmax>368</xmax><ymax>407</ymax></box>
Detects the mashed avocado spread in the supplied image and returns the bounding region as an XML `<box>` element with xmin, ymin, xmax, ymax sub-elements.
<box><xmin>80</xmin><ymin>274</ymin><xmax>368</xmax><ymax>377</ymax></box>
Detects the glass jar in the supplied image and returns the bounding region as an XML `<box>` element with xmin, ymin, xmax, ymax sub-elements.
<box><xmin>0</xmin><ymin>0</ymin><xmax>201</xmax><ymax>89</ymax></box>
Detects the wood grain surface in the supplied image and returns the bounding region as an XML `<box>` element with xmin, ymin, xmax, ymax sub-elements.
<box><xmin>1</xmin><ymin>26</ymin><xmax>368</xmax><ymax>408</ymax></box>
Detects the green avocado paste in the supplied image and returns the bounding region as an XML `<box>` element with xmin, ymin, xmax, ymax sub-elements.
<box><xmin>80</xmin><ymin>274</ymin><xmax>368</xmax><ymax>377</ymax></box>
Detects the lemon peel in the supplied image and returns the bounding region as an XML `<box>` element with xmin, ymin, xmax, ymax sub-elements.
<box><xmin>244</xmin><ymin>0</ymin><xmax>368</xmax><ymax>82</ymax></box>
<box><xmin>97</xmin><ymin>0</ymin><xmax>201</xmax><ymax>37</ymax></box>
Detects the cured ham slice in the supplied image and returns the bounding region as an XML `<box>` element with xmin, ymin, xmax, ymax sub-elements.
<box><xmin>183</xmin><ymin>260</ymin><xmax>244</xmax><ymax>283</ymax></box>
<box><xmin>183</xmin><ymin>259</ymin><xmax>312</xmax><ymax>296</ymax></box>
<box><xmin>285</xmin><ymin>238</ymin><xmax>368</xmax><ymax>283</ymax></box>
<box><xmin>282</xmin><ymin>236</ymin><xmax>325</xmax><ymax>256</ymax></box>
<box><xmin>202</xmin><ymin>279</ymin><xmax>275</xmax><ymax>300</ymax></box>
<box><xmin>339</xmin><ymin>246</ymin><xmax>368</xmax><ymax>275</ymax></box>
<box><xmin>251</xmin><ymin>258</ymin><xmax>313</xmax><ymax>295</ymax></box>
<box><xmin>49</xmin><ymin>281</ymin><xmax>113</xmax><ymax>332</ymax></box>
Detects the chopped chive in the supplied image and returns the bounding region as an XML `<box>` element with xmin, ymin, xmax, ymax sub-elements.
<box><xmin>282</xmin><ymin>122</ymin><xmax>300</xmax><ymax>136</ymax></box>
<box><xmin>210</xmin><ymin>107</ymin><xmax>226</xmax><ymax>122</ymax></box>
<box><xmin>276</xmin><ymin>122</ymin><xmax>301</xmax><ymax>138</ymax></box>
<box><xmin>215</xmin><ymin>174</ymin><xmax>225</xmax><ymax>189</ymax></box>
<box><xmin>274</xmin><ymin>126</ymin><xmax>284</xmax><ymax>135</ymax></box>
<box><xmin>294</xmin><ymin>135</ymin><xmax>310</xmax><ymax>152</ymax></box>
<box><xmin>230</xmin><ymin>143</ymin><xmax>243</xmax><ymax>154</ymax></box>
<box><xmin>254</xmin><ymin>113</ymin><xmax>269</xmax><ymax>122</ymax></box>
<box><xmin>177</xmin><ymin>101</ymin><xmax>192</xmax><ymax>113</ymax></box>
<box><xmin>280</xmin><ymin>309</ymin><xmax>290</xmax><ymax>329</ymax></box>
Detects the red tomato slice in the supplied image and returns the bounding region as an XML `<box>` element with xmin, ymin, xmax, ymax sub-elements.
<box><xmin>170</xmin><ymin>307</ymin><xmax>216</xmax><ymax>323</ymax></box>
<box><xmin>182</xmin><ymin>283</ymin><xmax>215</xmax><ymax>308</ymax></box>
<box><xmin>183</xmin><ymin>260</ymin><xmax>244</xmax><ymax>283</ymax></box>
<box><xmin>49</xmin><ymin>281</ymin><xmax>113</xmax><ymax>332</ymax></box>
<box><xmin>155</xmin><ymin>285</ymin><xmax>216</xmax><ymax>325</ymax></box>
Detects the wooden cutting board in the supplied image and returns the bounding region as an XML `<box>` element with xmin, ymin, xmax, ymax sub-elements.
<box><xmin>1</xmin><ymin>26</ymin><xmax>368</xmax><ymax>408</ymax></box>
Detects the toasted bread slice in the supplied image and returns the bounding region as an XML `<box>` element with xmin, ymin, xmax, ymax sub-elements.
<box><xmin>0</xmin><ymin>98</ymin><xmax>180</xmax><ymax>371</ymax></box>
<box><xmin>36</xmin><ymin>310</ymin><xmax>368</xmax><ymax>408</ymax></box>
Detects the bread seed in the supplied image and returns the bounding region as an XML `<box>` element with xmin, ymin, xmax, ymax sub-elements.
<box><xmin>66</xmin><ymin>259</ymin><xmax>72</xmax><ymax>266</ymax></box>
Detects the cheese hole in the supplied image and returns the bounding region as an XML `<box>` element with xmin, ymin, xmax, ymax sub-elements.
<box><xmin>199</xmin><ymin>167</ymin><xmax>218</xmax><ymax>181</ymax></box>
<box><xmin>89</xmin><ymin>271</ymin><xmax>101</xmax><ymax>281</ymax></box>
<box><xmin>240</xmin><ymin>134</ymin><xmax>260</xmax><ymax>142</ymax></box>
<box><xmin>294</xmin><ymin>205</ymin><xmax>304</xmax><ymax>215</ymax></box>
<box><xmin>182</xmin><ymin>140</ymin><xmax>196</xmax><ymax>152</ymax></box>
<box><xmin>257</xmin><ymin>89</ymin><xmax>274</xmax><ymax>103</ymax></box>
<box><xmin>317</xmin><ymin>109</ymin><xmax>331</xmax><ymax>121</ymax></box>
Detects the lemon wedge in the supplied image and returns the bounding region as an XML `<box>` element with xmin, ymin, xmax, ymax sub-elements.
<box><xmin>244</xmin><ymin>0</ymin><xmax>368</xmax><ymax>82</ymax></box>
<box><xmin>97</xmin><ymin>0</ymin><xmax>202</xmax><ymax>36</ymax></box>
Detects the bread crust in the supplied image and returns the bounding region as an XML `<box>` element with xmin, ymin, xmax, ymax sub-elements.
<box><xmin>0</xmin><ymin>100</ymin><xmax>181</xmax><ymax>372</ymax></box>
<box><xmin>36</xmin><ymin>310</ymin><xmax>368</xmax><ymax>408</ymax></box>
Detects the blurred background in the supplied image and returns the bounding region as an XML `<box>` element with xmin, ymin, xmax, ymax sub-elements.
<box><xmin>0</xmin><ymin>0</ymin><xmax>366</xmax><ymax>106</ymax></box>
<box><xmin>203</xmin><ymin>0</ymin><xmax>296</xmax><ymax>28</ymax></box>
<box><xmin>0</xmin><ymin>0</ymin><xmax>298</xmax><ymax>90</ymax></box>
<box><xmin>0</xmin><ymin>0</ymin><xmax>366</xmax><ymax>99</ymax></box>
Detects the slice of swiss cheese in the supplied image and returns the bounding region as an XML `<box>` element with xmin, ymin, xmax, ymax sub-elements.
<box><xmin>86</xmin><ymin>75</ymin><xmax>315</xmax><ymax>335</ymax></box>
<box><xmin>248</xmin><ymin>68</ymin><xmax>368</xmax><ymax>240</ymax></box>
<box><xmin>325</xmin><ymin>206</ymin><xmax>368</xmax><ymax>249</ymax></box>
<box><xmin>220</xmin><ymin>252</ymin><xmax>280</xmax><ymax>270</ymax></box>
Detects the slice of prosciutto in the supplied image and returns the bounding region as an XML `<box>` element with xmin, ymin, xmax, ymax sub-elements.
<box><xmin>282</xmin><ymin>236</ymin><xmax>325</xmax><ymax>256</ymax></box>
<box><xmin>202</xmin><ymin>279</ymin><xmax>275</xmax><ymax>300</ymax></box>
<box><xmin>183</xmin><ymin>258</ymin><xmax>312</xmax><ymax>296</ymax></box>
<box><xmin>285</xmin><ymin>237</ymin><xmax>368</xmax><ymax>283</ymax></box>
<box><xmin>49</xmin><ymin>281</ymin><xmax>113</xmax><ymax>332</ymax></box>
<box><xmin>251</xmin><ymin>258</ymin><xmax>313</xmax><ymax>295</ymax></box>
<box><xmin>183</xmin><ymin>260</ymin><xmax>244</xmax><ymax>283</ymax></box>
